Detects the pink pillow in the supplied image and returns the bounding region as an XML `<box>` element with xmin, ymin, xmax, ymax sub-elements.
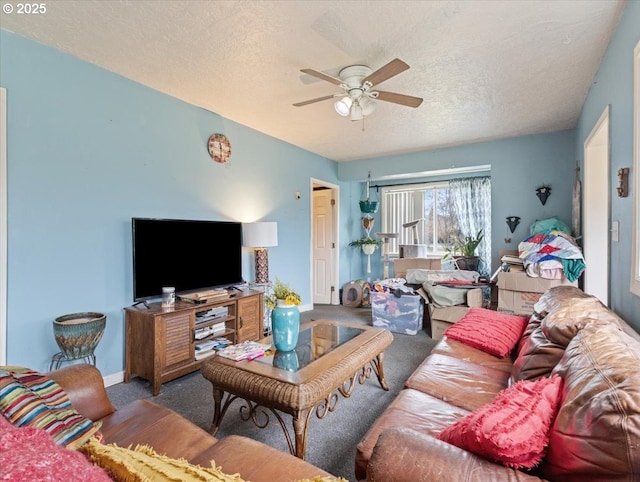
<box><xmin>0</xmin><ymin>415</ymin><xmax>111</xmax><ymax>482</ymax></box>
<box><xmin>443</xmin><ymin>307</ymin><xmax>528</xmax><ymax>357</ymax></box>
<box><xmin>438</xmin><ymin>374</ymin><xmax>563</xmax><ymax>469</ymax></box>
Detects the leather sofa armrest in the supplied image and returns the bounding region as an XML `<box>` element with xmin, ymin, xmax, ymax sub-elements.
<box><xmin>47</xmin><ymin>364</ymin><xmax>116</xmax><ymax>422</ymax></box>
<box><xmin>366</xmin><ymin>428</ymin><xmax>544</xmax><ymax>482</ymax></box>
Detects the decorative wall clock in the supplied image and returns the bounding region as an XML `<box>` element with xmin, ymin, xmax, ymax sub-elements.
<box><xmin>207</xmin><ymin>134</ymin><xmax>231</xmax><ymax>163</ymax></box>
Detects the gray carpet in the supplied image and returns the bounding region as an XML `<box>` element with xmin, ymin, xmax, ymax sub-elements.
<box><xmin>106</xmin><ymin>305</ymin><xmax>437</xmax><ymax>481</ymax></box>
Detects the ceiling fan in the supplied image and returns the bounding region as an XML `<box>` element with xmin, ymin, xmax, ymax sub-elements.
<box><xmin>293</xmin><ymin>58</ymin><xmax>423</xmax><ymax>121</ymax></box>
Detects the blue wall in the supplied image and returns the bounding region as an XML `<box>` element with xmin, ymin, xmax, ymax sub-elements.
<box><xmin>2</xmin><ymin>0</ymin><xmax>639</xmax><ymax>377</ymax></box>
<box><xmin>0</xmin><ymin>31</ymin><xmax>346</xmax><ymax>375</ymax></box>
<box><xmin>574</xmin><ymin>0</ymin><xmax>640</xmax><ymax>327</ymax></box>
<box><xmin>343</xmin><ymin>130</ymin><xmax>576</xmax><ymax>279</ymax></box>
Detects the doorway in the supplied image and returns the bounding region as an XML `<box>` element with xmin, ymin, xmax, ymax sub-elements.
<box><xmin>310</xmin><ymin>179</ymin><xmax>339</xmax><ymax>305</ymax></box>
<box><xmin>583</xmin><ymin>106</ymin><xmax>610</xmax><ymax>305</ymax></box>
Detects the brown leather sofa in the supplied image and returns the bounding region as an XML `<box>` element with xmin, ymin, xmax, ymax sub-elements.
<box><xmin>356</xmin><ymin>286</ymin><xmax>640</xmax><ymax>481</ymax></box>
<box><xmin>48</xmin><ymin>364</ymin><xmax>333</xmax><ymax>481</ymax></box>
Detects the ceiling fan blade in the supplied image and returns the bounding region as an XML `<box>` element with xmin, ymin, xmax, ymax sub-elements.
<box><xmin>375</xmin><ymin>90</ymin><xmax>423</xmax><ymax>108</ymax></box>
<box><xmin>293</xmin><ymin>95</ymin><xmax>336</xmax><ymax>107</ymax></box>
<box><xmin>362</xmin><ymin>58</ymin><xmax>410</xmax><ymax>87</ymax></box>
<box><xmin>300</xmin><ymin>69</ymin><xmax>343</xmax><ymax>86</ymax></box>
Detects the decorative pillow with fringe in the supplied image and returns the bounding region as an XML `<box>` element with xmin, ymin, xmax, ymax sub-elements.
<box><xmin>0</xmin><ymin>366</ymin><xmax>102</xmax><ymax>449</ymax></box>
<box><xmin>81</xmin><ymin>437</ymin><xmax>348</xmax><ymax>482</ymax></box>
<box><xmin>437</xmin><ymin>374</ymin><xmax>563</xmax><ymax>469</ymax></box>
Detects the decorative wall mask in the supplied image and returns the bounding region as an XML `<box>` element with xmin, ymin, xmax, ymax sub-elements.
<box><xmin>536</xmin><ymin>185</ymin><xmax>551</xmax><ymax>205</ymax></box>
<box><xmin>506</xmin><ymin>216</ymin><xmax>521</xmax><ymax>233</ymax></box>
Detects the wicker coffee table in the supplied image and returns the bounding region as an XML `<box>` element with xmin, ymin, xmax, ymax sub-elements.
<box><xmin>201</xmin><ymin>319</ymin><xmax>393</xmax><ymax>459</ymax></box>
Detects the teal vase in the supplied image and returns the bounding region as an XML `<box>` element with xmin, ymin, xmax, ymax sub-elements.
<box><xmin>271</xmin><ymin>301</ymin><xmax>300</xmax><ymax>351</ymax></box>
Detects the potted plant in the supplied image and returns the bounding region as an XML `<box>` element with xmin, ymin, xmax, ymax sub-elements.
<box><xmin>266</xmin><ymin>278</ymin><xmax>302</xmax><ymax>351</ymax></box>
<box><xmin>445</xmin><ymin>229</ymin><xmax>484</xmax><ymax>271</ymax></box>
<box><xmin>349</xmin><ymin>236</ymin><xmax>381</xmax><ymax>255</ymax></box>
<box><xmin>266</xmin><ymin>278</ymin><xmax>302</xmax><ymax>310</ymax></box>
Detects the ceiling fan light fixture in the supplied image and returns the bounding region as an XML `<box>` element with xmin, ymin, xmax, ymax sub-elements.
<box><xmin>334</xmin><ymin>97</ymin><xmax>352</xmax><ymax>116</ymax></box>
<box><xmin>350</xmin><ymin>102</ymin><xmax>363</xmax><ymax>121</ymax></box>
<box><xmin>359</xmin><ymin>96</ymin><xmax>377</xmax><ymax>116</ymax></box>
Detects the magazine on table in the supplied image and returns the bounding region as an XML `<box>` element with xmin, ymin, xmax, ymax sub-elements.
<box><xmin>217</xmin><ymin>341</ymin><xmax>271</xmax><ymax>361</ymax></box>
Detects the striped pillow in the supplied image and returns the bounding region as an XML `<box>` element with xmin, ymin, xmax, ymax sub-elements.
<box><xmin>0</xmin><ymin>366</ymin><xmax>101</xmax><ymax>449</ymax></box>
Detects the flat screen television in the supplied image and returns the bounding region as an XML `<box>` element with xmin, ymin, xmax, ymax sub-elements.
<box><xmin>132</xmin><ymin>218</ymin><xmax>243</xmax><ymax>301</ymax></box>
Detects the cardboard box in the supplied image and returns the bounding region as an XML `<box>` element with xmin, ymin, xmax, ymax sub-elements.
<box><xmin>497</xmin><ymin>271</ymin><xmax>577</xmax><ymax>315</ymax></box>
<box><xmin>371</xmin><ymin>291</ymin><xmax>424</xmax><ymax>335</ymax></box>
<box><xmin>392</xmin><ymin>257</ymin><xmax>442</xmax><ymax>278</ymax></box>
<box><xmin>399</xmin><ymin>244</ymin><xmax>428</xmax><ymax>258</ymax></box>
<box><xmin>427</xmin><ymin>304</ymin><xmax>470</xmax><ymax>340</ymax></box>
<box><xmin>497</xmin><ymin>290</ymin><xmax>544</xmax><ymax>315</ymax></box>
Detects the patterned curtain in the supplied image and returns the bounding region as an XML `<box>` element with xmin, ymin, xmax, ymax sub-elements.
<box><xmin>449</xmin><ymin>177</ymin><xmax>492</xmax><ymax>275</ymax></box>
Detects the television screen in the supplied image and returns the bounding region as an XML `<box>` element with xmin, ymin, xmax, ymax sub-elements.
<box><xmin>132</xmin><ymin>218</ymin><xmax>243</xmax><ymax>301</ymax></box>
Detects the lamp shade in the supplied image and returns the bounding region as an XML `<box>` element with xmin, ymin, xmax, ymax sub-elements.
<box><xmin>334</xmin><ymin>97</ymin><xmax>352</xmax><ymax>116</ymax></box>
<box><xmin>350</xmin><ymin>102</ymin><xmax>363</xmax><ymax>121</ymax></box>
<box><xmin>243</xmin><ymin>222</ymin><xmax>278</xmax><ymax>247</ymax></box>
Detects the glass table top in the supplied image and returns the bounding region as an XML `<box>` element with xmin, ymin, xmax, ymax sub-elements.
<box><xmin>256</xmin><ymin>323</ymin><xmax>365</xmax><ymax>372</ymax></box>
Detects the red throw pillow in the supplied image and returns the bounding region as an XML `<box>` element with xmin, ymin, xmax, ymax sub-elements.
<box><xmin>438</xmin><ymin>374</ymin><xmax>563</xmax><ymax>469</ymax></box>
<box><xmin>0</xmin><ymin>415</ymin><xmax>111</xmax><ymax>482</ymax></box>
<box><xmin>443</xmin><ymin>307</ymin><xmax>528</xmax><ymax>357</ymax></box>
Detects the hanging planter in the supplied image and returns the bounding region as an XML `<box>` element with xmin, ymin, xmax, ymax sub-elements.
<box><xmin>362</xmin><ymin>243</ymin><xmax>377</xmax><ymax>255</ymax></box>
<box><xmin>359</xmin><ymin>200</ymin><xmax>379</xmax><ymax>214</ymax></box>
<box><xmin>359</xmin><ymin>171</ymin><xmax>379</xmax><ymax>214</ymax></box>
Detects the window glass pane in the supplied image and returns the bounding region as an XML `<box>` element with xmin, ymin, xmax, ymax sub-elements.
<box><xmin>436</xmin><ymin>186</ymin><xmax>460</xmax><ymax>252</ymax></box>
<box><xmin>422</xmin><ymin>189</ymin><xmax>434</xmax><ymax>251</ymax></box>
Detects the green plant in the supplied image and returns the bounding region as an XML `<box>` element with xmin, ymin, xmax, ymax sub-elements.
<box><xmin>266</xmin><ymin>278</ymin><xmax>301</xmax><ymax>310</ymax></box>
<box><xmin>445</xmin><ymin>229</ymin><xmax>484</xmax><ymax>257</ymax></box>
<box><xmin>348</xmin><ymin>236</ymin><xmax>381</xmax><ymax>248</ymax></box>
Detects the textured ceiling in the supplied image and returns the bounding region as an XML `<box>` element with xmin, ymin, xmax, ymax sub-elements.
<box><xmin>0</xmin><ymin>0</ymin><xmax>624</xmax><ymax>162</ymax></box>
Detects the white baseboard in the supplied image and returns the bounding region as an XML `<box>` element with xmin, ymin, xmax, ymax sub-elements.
<box><xmin>298</xmin><ymin>303</ymin><xmax>314</xmax><ymax>312</ymax></box>
<box><xmin>103</xmin><ymin>370</ymin><xmax>125</xmax><ymax>388</ymax></box>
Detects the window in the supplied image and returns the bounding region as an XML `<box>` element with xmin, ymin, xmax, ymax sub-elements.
<box><xmin>632</xmin><ymin>40</ymin><xmax>640</xmax><ymax>296</ymax></box>
<box><xmin>381</xmin><ymin>181</ymin><xmax>460</xmax><ymax>257</ymax></box>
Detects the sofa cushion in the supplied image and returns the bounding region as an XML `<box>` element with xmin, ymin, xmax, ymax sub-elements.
<box><xmin>437</xmin><ymin>374</ymin><xmax>563</xmax><ymax>469</ymax></box>
<box><xmin>192</xmin><ymin>435</ymin><xmax>337</xmax><ymax>482</ymax></box>
<box><xmin>442</xmin><ymin>308</ymin><xmax>528</xmax><ymax>357</ymax></box>
<box><xmin>0</xmin><ymin>415</ymin><xmax>112</xmax><ymax>482</ymax></box>
<box><xmin>0</xmin><ymin>366</ymin><xmax>101</xmax><ymax>449</ymax></box>
<box><xmin>430</xmin><ymin>338</ymin><xmax>513</xmax><ymax>373</ymax></box>
<box><xmin>532</xmin><ymin>285</ymin><xmax>591</xmax><ymax>318</ymax></box>
<box><xmin>511</xmin><ymin>296</ymin><xmax>621</xmax><ymax>383</ymax></box>
<box><xmin>541</xmin><ymin>296</ymin><xmax>621</xmax><ymax>346</ymax></box>
<box><xmin>543</xmin><ymin>323</ymin><xmax>640</xmax><ymax>480</ymax></box>
<box><xmin>405</xmin><ymin>354</ymin><xmax>510</xmax><ymax>412</ymax></box>
<box><xmin>99</xmin><ymin>399</ymin><xmax>223</xmax><ymax>463</ymax></box>
<box><xmin>355</xmin><ymin>388</ymin><xmax>470</xmax><ymax>481</ymax></box>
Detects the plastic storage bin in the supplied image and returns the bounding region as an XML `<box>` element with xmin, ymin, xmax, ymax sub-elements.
<box><xmin>371</xmin><ymin>291</ymin><xmax>423</xmax><ymax>335</ymax></box>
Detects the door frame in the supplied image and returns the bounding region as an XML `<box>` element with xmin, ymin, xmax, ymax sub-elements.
<box><xmin>309</xmin><ymin>178</ymin><xmax>339</xmax><ymax>305</ymax></box>
<box><xmin>1</xmin><ymin>87</ymin><xmax>7</xmax><ymax>365</ymax></box>
<box><xmin>583</xmin><ymin>105</ymin><xmax>610</xmax><ymax>305</ymax></box>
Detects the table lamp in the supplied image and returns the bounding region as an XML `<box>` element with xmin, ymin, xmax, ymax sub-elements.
<box><xmin>243</xmin><ymin>222</ymin><xmax>278</xmax><ymax>283</ymax></box>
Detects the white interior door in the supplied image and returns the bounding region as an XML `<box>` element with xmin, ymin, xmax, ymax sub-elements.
<box><xmin>312</xmin><ymin>184</ymin><xmax>337</xmax><ymax>304</ymax></box>
<box><xmin>583</xmin><ymin>106</ymin><xmax>610</xmax><ymax>305</ymax></box>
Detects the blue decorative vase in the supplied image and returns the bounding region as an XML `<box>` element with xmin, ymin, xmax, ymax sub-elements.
<box><xmin>271</xmin><ymin>301</ymin><xmax>300</xmax><ymax>351</ymax></box>
<box><xmin>273</xmin><ymin>350</ymin><xmax>300</xmax><ymax>372</ymax></box>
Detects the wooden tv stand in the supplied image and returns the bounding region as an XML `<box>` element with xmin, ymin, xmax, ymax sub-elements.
<box><xmin>124</xmin><ymin>289</ymin><xmax>263</xmax><ymax>395</ymax></box>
